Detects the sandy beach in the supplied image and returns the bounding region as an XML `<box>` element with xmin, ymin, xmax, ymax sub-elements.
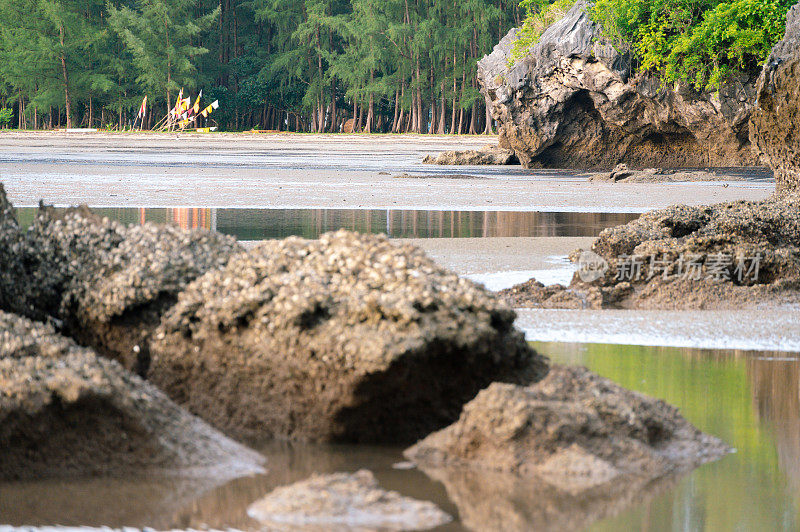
<box><xmin>0</xmin><ymin>132</ymin><xmax>772</xmax><ymax>211</ymax></box>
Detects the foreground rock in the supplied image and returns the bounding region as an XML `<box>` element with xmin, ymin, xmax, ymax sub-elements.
<box><xmin>504</xmin><ymin>196</ymin><xmax>800</xmax><ymax>309</ymax></box>
<box><xmin>0</xmin><ymin>311</ymin><xmax>265</xmax><ymax>480</ymax></box>
<box><xmin>422</xmin><ymin>144</ymin><xmax>518</xmax><ymax>165</ymax></box>
<box><xmin>589</xmin><ymin>164</ymin><xmax>735</xmax><ymax>183</ymax></box>
<box><xmin>0</xmin><ymin>184</ymin><xmax>25</xmax><ymax>315</ymax></box>
<box><xmin>478</xmin><ymin>1</ymin><xmax>757</xmax><ymax>168</ymax></box>
<box><xmin>150</xmin><ymin>230</ymin><xmax>547</xmax><ymax>443</ymax></box>
<box><xmin>0</xmin><ymin>192</ymin><xmax>240</xmax><ymax>373</ymax></box>
<box><xmin>405</xmin><ymin>365</ymin><xmax>729</xmax><ymax>492</ymax></box>
<box><xmin>751</xmin><ymin>3</ymin><xmax>800</xmax><ymax>193</ymax></box>
<box><xmin>247</xmin><ymin>470</ymin><xmax>452</xmax><ymax>531</ymax></box>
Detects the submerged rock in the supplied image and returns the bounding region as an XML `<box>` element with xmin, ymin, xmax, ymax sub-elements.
<box><xmin>751</xmin><ymin>3</ymin><xmax>800</xmax><ymax>193</ymax></box>
<box><xmin>247</xmin><ymin>470</ymin><xmax>452</xmax><ymax>531</ymax></box>
<box><xmin>506</xmin><ymin>196</ymin><xmax>800</xmax><ymax>309</ymax></box>
<box><xmin>405</xmin><ymin>365</ymin><xmax>730</xmax><ymax>491</ymax></box>
<box><xmin>149</xmin><ymin>230</ymin><xmax>546</xmax><ymax>443</ymax></box>
<box><xmin>422</xmin><ymin>144</ymin><xmax>518</xmax><ymax>165</ymax></box>
<box><xmin>478</xmin><ymin>1</ymin><xmax>757</xmax><ymax>169</ymax></box>
<box><xmin>0</xmin><ymin>197</ymin><xmax>240</xmax><ymax>373</ymax></box>
<box><xmin>588</xmin><ymin>164</ymin><xmax>734</xmax><ymax>183</ymax></box>
<box><xmin>0</xmin><ymin>311</ymin><xmax>265</xmax><ymax>481</ymax></box>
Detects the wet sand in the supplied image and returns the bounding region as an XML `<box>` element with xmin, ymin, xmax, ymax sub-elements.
<box><xmin>0</xmin><ymin>132</ymin><xmax>772</xmax><ymax>211</ymax></box>
<box><xmin>516</xmin><ymin>308</ymin><xmax>800</xmax><ymax>352</ymax></box>
<box><xmin>399</xmin><ymin>237</ymin><xmax>592</xmax><ymax>273</ymax></box>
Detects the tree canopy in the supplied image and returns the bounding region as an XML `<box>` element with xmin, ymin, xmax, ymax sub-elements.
<box><xmin>0</xmin><ymin>0</ymin><xmax>524</xmax><ymax>132</ymax></box>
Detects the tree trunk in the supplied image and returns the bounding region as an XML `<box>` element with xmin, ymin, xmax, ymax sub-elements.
<box><xmin>437</xmin><ymin>82</ymin><xmax>446</xmax><ymax>134</ymax></box>
<box><xmin>329</xmin><ymin>80</ymin><xmax>337</xmax><ymax>132</ymax></box>
<box><xmin>469</xmin><ymin>102</ymin><xmax>478</xmax><ymax>135</ymax></box>
<box><xmin>391</xmin><ymin>89</ymin><xmax>400</xmax><ymax>132</ymax></box>
<box><xmin>366</xmin><ymin>71</ymin><xmax>375</xmax><ymax>133</ymax></box>
<box><xmin>58</xmin><ymin>25</ymin><xmax>72</xmax><ymax>129</ymax></box>
<box><xmin>483</xmin><ymin>93</ymin><xmax>494</xmax><ymax>135</ymax></box>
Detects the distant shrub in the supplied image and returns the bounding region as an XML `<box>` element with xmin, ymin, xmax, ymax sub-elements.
<box><xmin>510</xmin><ymin>0</ymin><xmax>578</xmax><ymax>64</ymax></box>
<box><xmin>0</xmin><ymin>107</ymin><xmax>12</xmax><ymax>128</ymax></box>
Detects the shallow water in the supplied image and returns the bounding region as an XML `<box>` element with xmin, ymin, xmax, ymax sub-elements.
<box><xmin>16</xmin><ymin>207</ymin><xmax>638</xmax><ymax>240</ymax></box>
<box><xmin>2</xmin><ymin>344</ymin><xmax>798</xmax><ymax>531</ymax></box>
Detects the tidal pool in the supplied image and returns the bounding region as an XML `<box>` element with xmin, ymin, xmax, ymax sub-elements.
<box><xmin>2</xmin><ymin>343</ymin><xmax>798</xmax><ymax>531</ymax></box>
<box><xmin>15</xmin><ymin>207</ymin><xmax>637</xmax><ymax>240</ymax></box>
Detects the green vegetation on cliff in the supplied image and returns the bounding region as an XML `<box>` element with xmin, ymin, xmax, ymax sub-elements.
<box><xmin>517</xmin><ymin>0</ymin><xmax>796</xmax><ymax>89</ymax></box>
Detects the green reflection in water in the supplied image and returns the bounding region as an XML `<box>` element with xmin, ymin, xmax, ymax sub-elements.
<box><xmin>535</xmin><ymin>342</ymin><xmax>800</xmax><ymax>531</ymax></box>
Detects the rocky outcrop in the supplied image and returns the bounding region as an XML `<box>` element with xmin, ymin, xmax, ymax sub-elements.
<box><xmin>0</xmin><ymin>184</ymin><xmax>25</xmax><ymax>315</ymax></box>
<box><xmin>149</xmin><ymin>231</ymin><xmax>547</xmax><ymax>444</ymax></box>
<box><xmin>478</xmin><ymin>1</ymin><xmax>757</xmax><ymax>169</ymax></box>
<box><xmin>505</xmin><ymin>195</ymin><xmax>800</xmax><ymax>309</ymax></box>
<box><xmin>422</xmin><ymin>144</ymin><xmax>518</xmax><ymax>165</ymax></box>
<box><xmin>588</xmin><ymin>164</ymin><xmax>734</xmax><ymax>183</ymax></box>
<box><xmin>405</xmin><ymin>365</ymin><xmax>730</xmax><ymax>491</ymax></box>
<box><xmin>751</xmin><ymin>3</ymin><xmax>800</xmax><ymax>193</ymax></box>
<box><xmin>0</xmin><ymin>197</ymin><xmax>240</xmax><ymax>374</ymax></box>
<box><xmin>247</xmin><ymin>470</ymin><xmax>452</xmax><ymax>530</ymax></box>
<box><xmin>0</xmin><ymin>311</ymin><xmax>265</xmax><ymax>480</ymax></box>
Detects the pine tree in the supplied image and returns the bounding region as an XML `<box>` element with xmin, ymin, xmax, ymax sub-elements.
<box><xmin>108</xmin><ymin>0</ymin><xmax>220</xmax><ymax>114</ymax></box>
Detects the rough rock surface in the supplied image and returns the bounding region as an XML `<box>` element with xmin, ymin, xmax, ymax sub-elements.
<box><xmin>149</xmin><ymin>230</ymin><xmax>547</xmax><ymax>444</ymax></box>
<box><xmin>405</xmin><ymin>365</ymin><xmax>730</xmax><ymax>491</ymax></box>
<box><xmin>589</xmin><ymin>164</ymin><xmax>735</xmax><ymax>183</ymax></box>
<box><xmin>478</xmin><ymin>1</ymin><xmax>757</xmax><ymax>169</ymax></box>
<box><xmin>751</xmin><ymin>3</ymin><xmax>800</xmax><ymax>193</ymax></box>
<box><xmin>246</xmin><ymin>470</ymin><xmax>452</xmax><ymax>531</ymax></box>
<box><xmin>0</xmin><ymin>184</ymin><xmax>25</xmax><ymax>315</ymax></box>
<box><xmin>422</xmin><ymin>144</ymin><xmax>518</xmax><ymax>165</ymax></box>
<box><xmin>505</xmin><ymin>196</ymin><xmax>800</xmax><ymax>309</ymax></box>
<box><xmin>0</xmin><ymin>193</ymin><xmax>240</xmax><ymax>373</ymax></box>
<box><xmin>0</xmin><ymin>311</ymin><xmax>265</xmax><ymax>481</ymax></box>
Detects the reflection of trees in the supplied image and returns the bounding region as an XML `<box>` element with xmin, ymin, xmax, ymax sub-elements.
<box><xmin>19</xmin><ymin>208</ymin><xmax>638</xmax><ymax>239</ymax></box>
<box><xmin>747</xmin><ymin>354</ymin><xmax>800</xmax><ymax>491</ymax></box>
<box><xmin>215</xmin><ymin>209</ymin><xmax>638</xmax><ymax>240</ymax></box>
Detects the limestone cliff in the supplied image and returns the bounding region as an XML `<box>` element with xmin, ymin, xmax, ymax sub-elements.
<box><xmin>478</xmin><ymin>0</ymin><xmax>758</xmax><ymax>169</ymax></box>
<box><xmin>751</xmin><ymin>3</ymin><xmax>800</xmax><ymax>193</ymax></box>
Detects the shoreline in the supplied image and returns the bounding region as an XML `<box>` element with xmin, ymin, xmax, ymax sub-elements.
<box><xmin>0</xmin><ymin>133</ymin><xmax>773</xmax><ymax>212</ymax></box>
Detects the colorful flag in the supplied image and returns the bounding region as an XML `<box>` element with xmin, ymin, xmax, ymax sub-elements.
<box><xmin>137</xmin><ymin>96</ymin><xmax>148</xmax><ymax>119</ymax></box>
<box><xmin>200</xmin><ymin>100</ymin><xmax>219</xmax><ymax>118</ymax></box>
<box><xmin>192</xmin><ymin>91</ymin><xmax>203</xmax><ymax>115</ymax></box>
<box><xmin>171</xmin><ymin>89</ymin><xmax>184</xmax><ymax>117</ymax></box>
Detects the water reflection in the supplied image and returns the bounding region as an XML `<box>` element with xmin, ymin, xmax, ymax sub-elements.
<box><xmin>416</xmin><ymin>465</ymin><xmax>681</xmax><ymax>532</ymax></box>
<box><xmin>537</xmin><ymin>343</ymin><xmax>800</xmax><ymax>531</ymax></box>
<box><xmin>2</xmin><ymin>345</ymin><xmax>798</xmax><ymax>531</ymax></box>
<box><xmin>16</xmin><ymin>207</ymin><xmax>638</xmax><ymax>240</ymax></box>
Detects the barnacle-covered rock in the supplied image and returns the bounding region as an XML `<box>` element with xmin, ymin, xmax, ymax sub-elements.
<box><xmin>0</xmin><ymin>310</ymin><xmax>265</xmax><ymax>480</ymax></box>
<box><xmin>503</xmin><ymin>196</ymin><xmax>800</xmax><ymax>309</ymax></box>
<box><xmin>405</xmin><ymin>365</ymin><xmax>730</xmax><ymax>491</ymax></box>
<box><xmin>149</xmin><ymin>230</ymin><xmax>547</xmax><ymax>443</ymax></box>
<box><xmin>0</xmin><ymin>196</ymin><xmax>241</xmax><ymax>373</ymax></box>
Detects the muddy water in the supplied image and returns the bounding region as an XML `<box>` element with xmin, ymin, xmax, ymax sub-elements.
<box><xmin>16</xmin><ymin>207</ymin><xmax>637</xmax><ymax>240</ymax></box>
<box><xmin>2</xmin><ymin>344</ymin><xmax>798</xmax><ymax>531</ymax></box>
